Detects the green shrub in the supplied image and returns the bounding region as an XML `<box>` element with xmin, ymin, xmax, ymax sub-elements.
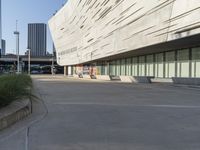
<box><xmin>0</xmin><ymin>74</ymin><xmax>33</xmax><ymax>108</ymax></box>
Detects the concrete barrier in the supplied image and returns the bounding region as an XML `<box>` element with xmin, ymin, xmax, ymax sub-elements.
<box><xmin>0</xmin><ymin>99</ymin><xmax>31</xmax><ymax>131</ymax></box>
<box><xmin>96</xmin><ymin>75</ymin><xmax>111</xmax><ymax>81</ymax></box>
<box><xmin>120</xmin><ymin>76</ymin><xmax>133</xmax><ymax>83</ymax></box>
<box><xmin>172</xmin><ymin>77</ymin><xmax>200</xmax><ymax>85</ymax></box>
<box><xmin>132</xmin><ymin>76</ymin><xmax>154</xmax><ymax>83</ymax></box>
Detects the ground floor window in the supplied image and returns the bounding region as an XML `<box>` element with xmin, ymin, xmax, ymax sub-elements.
<box><xmin>177</xmin><ymin>49</ymin><xmax>190</xmax><ymax>77</ymax></box>
<box><xmin>132</xmin><ymin>57</ymin><xmax>138</xmax><ymax>76</ymax></box>
<box><xmin>121</xmin><ymin>59</ymin><xmax>126</xmax><ymax>75</ymax></box>
<box><xmin>110</xmin><ymin>61</ymin><xmax>116</xmax><ymax>76</ymax></box>
<box><xmin>155</xmin><ymin>53</ymin><xmax>164</xmax><ymax>78</ymax></box>
<box><xmin>146</xmin><ymin>55</ymin><xmax>154</xmax><ymax>76</ymax></box>
<box><xmin>74</xmin><ymin>47</ymin><xmax>200</xmax><ymax>78</ymax></box>
<box><xmin>165</xmin><ymin>51</ymin><xmax>176</xmax><ymax>78</ymax></box>
<box><xmin>116</xmin><ymin>60</ymin><xmax>121</xmax><ymax>76</ymax></box>
<box><xmin>126</xmin><ymin>58</ymin><xmax>132</xmax><ymax>76</ymax></box>
<box><xmin>138</xmin><ymin>56</ymin><xmax>145</xmax><ymax>76</ymax></box>
<box><xmin>101</xmin><ymin>63</ymin><xmax>107</xmax><ymax>75</ymax></box>
<box><xmin>192</xmin><ymin>47</ymin><xmax>200</xmax><ymax>77</ymax></box>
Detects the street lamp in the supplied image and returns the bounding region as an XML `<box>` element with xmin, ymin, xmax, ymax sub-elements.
<box><xmin>27</xmin><ymin>48</ymin><xmax>31</xmax><ymax>75</ymax></box>
<box><xmin>14</xmin><ymin>20</ymin><xmax>20</xmax><ymax>74</ymax></box>
<box><xmin>51</xmin><ymin>53</ymin><xmax>55</xmax><ymax>75</ymax></box>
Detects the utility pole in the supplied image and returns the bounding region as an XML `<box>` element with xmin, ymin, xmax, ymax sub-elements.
<box><xmin>14</xmin><ymin>20</ymin><xmax>20</xmax><ymax>73</ymax></box>
<box><xmin>52</xmin><ymin>53</ymin><xmax>54</xmax><ymax>75</ymax></box>
<box><xmin>27</xmin><ymin>48</ymin><xmax>31</xmax><ymax>75</ymax></box>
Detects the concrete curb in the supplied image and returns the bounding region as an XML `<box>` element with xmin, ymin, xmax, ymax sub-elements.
<box><xmin>0</xmin><ymin>99</ymin><xmax>31</xmax><ymax>131</ymax></box>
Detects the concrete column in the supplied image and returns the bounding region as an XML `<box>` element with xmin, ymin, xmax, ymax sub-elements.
<box><xmin>64</xmin><ymin>66</ymin><xmax>67</xmax><ymax>76</ymax></box>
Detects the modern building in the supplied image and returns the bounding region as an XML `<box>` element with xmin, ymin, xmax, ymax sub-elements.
<box><xmin>49</xmin><ymin>0</ymin><xmax>200</xmax><ymax>78</ymax></box>
<box><xmin>28</xmin><ymin>23</ymin><xmax>47</xmax><ymax>56</ymax></box>
<box><xmin>1</xmin><ymin>39</ymin><xmax>5</xmax><ymax>55</ymax></box>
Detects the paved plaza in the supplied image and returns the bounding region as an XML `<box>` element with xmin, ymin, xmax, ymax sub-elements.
<box><xmin>0</xmin><ymin>75</ymin><xmax>200</xmax><ymax>150</ymax></box>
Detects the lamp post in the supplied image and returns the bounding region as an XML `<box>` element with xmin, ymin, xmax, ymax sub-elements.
<box><xmin>14</xmin><ymin>20</ymin><xmax>20</xmax><ymax>74</ymax></box>
<box><xmin>51</xmin><ymin>53</ymin><xmax>55</xmax><ymax>75</ymax></box>
<box><xmin>27</xmin><ymin>48</ymin><xmax>31</xmax><ymax>75</ymax></box>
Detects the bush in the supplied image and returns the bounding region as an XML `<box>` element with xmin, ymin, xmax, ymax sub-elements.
<box><xmin>0</xmin><ymin>74</ymin><xmax>33</xmax><ymax>108</ymax></box>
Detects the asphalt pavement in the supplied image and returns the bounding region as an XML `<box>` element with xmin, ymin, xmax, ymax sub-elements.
<box><xmin>0</xmin><ymin>75</ymin><xmax>200</xmax><ymax>150</ymax></box>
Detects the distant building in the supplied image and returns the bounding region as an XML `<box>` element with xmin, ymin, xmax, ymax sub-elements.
<box><xmin>27</xmin><ymin>23</ymin><xmax>47</xmax><ymax>56</ymax></box>
<box><xmin>1</xmin><ymin>39</ymin><xmax>5</xmax><ymax>55</ymax></box>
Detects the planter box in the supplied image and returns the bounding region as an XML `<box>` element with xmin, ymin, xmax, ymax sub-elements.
<box><xmin>0</xmin><ymin>99</ymin><xmax>31</xmax><ymax>131</ymax></box>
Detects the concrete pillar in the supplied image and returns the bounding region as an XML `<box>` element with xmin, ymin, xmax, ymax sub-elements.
<box><xmin>64</xmin><ymin>66</ymin><xmax>67</xmax><ymax>76</ymax></box>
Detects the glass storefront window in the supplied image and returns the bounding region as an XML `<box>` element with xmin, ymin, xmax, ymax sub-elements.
<box><xmin>192</xmin><ymin>47</ymin><xmax>200</xmax><ymax>77</ymax></box>
<box><xmin>138</xmin><ymin>56</ymin><xmax>145</xmax><ymax>76</ymax></box>
<box><xmin>109</xmin><ymin>61</ymin><xmax>116</xmax><ymax>76</ymax></box>
<box><xmin>165</xmin><ymin>51</ymin><xmax>176</xmax><ymax>78</ymax></box>
<box><xmin>146</xmin><ymin>55</ymin><xmax>154</xmax><ymax>76</ymax></box>
<box><xmin>85</xmin><ymin>47</ymin><xmax>200</xmax><ymax>78</ymax></box>
<box><xmin>121</xmin><ymin>59</ymin><xmax>126</xmax><ymax>75</ymax></box>
<box><xmin>132</xmin><ymin>57</ymin><xmax>138</xmax><ymax>76</ymax></box>
<box><xmin>177</xmin><ymin>49</ymin><xmax>189</xmax><ymax>77</ymax></box>
<box><xmin>126</xmin><ymin>58</ymin><xmax>132</xmax><ymax>76</ymax></box>
<box><xmin>116</xmin><ymin>60</ymin><xmax>121</xmax><ymax>76</ymax></box>
<box><xmin>155</xmin><ymin>53</ymin><xmax>164</xmax><ymax>78</ymax></box>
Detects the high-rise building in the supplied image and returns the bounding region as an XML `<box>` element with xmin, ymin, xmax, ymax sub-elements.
<box><xmin>1</xmin><ymin>39</ymin><xmax>5</xmax><ymax>55</ymax></box>
<box><xmin>28</xmin><ymin>23</ymin><xmax>47</xmax><ymax>56</ymax></box>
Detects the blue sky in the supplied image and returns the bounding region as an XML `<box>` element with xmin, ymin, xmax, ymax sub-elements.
<box><xmin>2</xmin><ymin>0</ymin><xmax>67</xmax><ymax>55</ymax></box>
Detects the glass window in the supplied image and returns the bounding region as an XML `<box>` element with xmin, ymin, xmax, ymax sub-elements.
<box><xmin>146</xmin><ymin>55</ymin><xmax>154</xmax><ymax>76</ymax></box>
<box><xmin>72</xmin><ymin>66</ymin><xmax>76</xmax><ymax>75</ymax></box>
<box><xmin>138</xmin><ymin>56</ymin><xmax>145</xmax><ymax>76</ymax></box>
<box><xmin>121</xmin><ymin>59</ymin><xmax>126</xmax><ymax>75</ymax></box>
<box><xmin>155</xmin><ymin>53</ymin><xmax>164</xmax><ymax>78</ymax></box>
<box><xmin>104</xmin><ymin>63</ymin><xmax>108</xmax><ymax>75</ymax></box>
<box><xmin>132</xmin><ymin>57</ymin><xmax>138</xmax><ymax>76</ymax></box>
<box><xmin>126</xmin><ymin>58</ymin><xmax>132</xmax><ymax>76</ymax></box>
<box><xmin>177</xmin><ymin>49</ymin><xmax>189</xmax><ymax>77</ymax></box>
<box><xmin>116</xmin><ymin>60</ymin><xmax>121</xmax><ymax>76</ymax></box>
<box><xmin>96</xmin><ymin>64</ymin><xmax>101</xmax><ymax>75</ymax></box>
<box><xmin>101</xmin><ymin>63</ymin><xmax>106</xmax><ymax>75</ymax></box>
<box><xmin>165</xmin><ymin>51</ymin><xmax>176</xmax><ymax>78</ymax></box>
<box><xmin>192</xmin><ymin>47</ymin><xmax>200</xmax><ymax>77</ymax></box>
<box><xmin>109</xmin><ymin>61</ymin><xmax>116</xmax><ymax>76</ymax></box>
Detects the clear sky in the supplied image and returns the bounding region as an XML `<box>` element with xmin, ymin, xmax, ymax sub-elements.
<box><xmin>2</xmin><ymin>0</ymin><xmax>67</xmax><ymax>55</ymax></box>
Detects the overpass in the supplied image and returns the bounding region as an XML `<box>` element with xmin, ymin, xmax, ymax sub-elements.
<box><xmin>0</xmin><ymin>55</ymin><xmax>61</xmax><ymax>73</ymax></box>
